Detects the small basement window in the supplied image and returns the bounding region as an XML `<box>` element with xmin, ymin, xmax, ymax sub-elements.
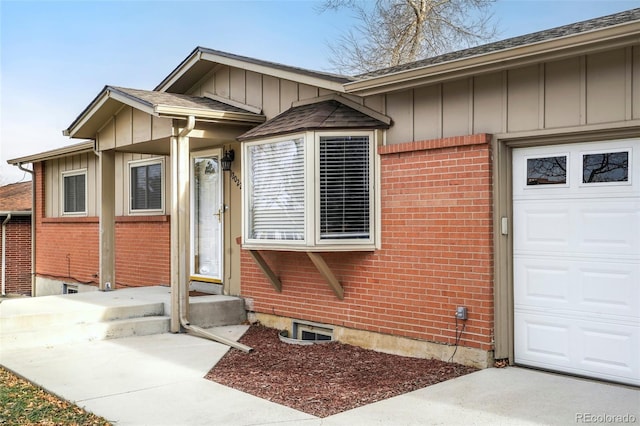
<box><xmin>63</xmin><ymin>284</ymin><xmax>78</xmax><ymax>294</ymax></box>
<box><xmin>293</xmin><ymin>321</ymin><xmax>333</xmax><ymax>341</ymax></box>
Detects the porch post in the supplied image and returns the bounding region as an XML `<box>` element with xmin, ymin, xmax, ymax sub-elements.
<box><xmin>170</xmin><ymin>136</ymin><xmax>180</xmax><ymax>332</ymax></box>
<box><xmin>170</xmin><ymin>119</ymin><xmax>194</xmax><ymax>333</ymax></box>
<box><xmin>99</xmin><ymin>149</ymin><xmax>116</xmax><ymax>291</ymax></box>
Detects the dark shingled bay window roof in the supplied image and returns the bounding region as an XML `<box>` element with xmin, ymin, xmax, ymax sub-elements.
<box><xmin>238</xmin><ymin>95</ymin><xmax>391</xmax><ymax>141</ymax></box>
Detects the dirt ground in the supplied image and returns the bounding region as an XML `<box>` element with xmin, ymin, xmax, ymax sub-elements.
<box><xmin>206</xmin><ymin>324</ymin><xmax>477</xmax><ymax>418</ymax></box>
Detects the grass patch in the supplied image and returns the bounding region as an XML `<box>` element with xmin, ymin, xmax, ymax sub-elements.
<box><xmin>0</xmin><ymin>366</ymin><xmax>111</xmax><ymax>425</ymax></box>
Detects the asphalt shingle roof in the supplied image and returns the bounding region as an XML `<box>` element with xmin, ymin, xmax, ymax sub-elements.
<box><xmin>357</xmin><ymin>8</ymin><xmax>640</xmax><ymax>79</ymax></box>
<box><xmin>237</xmin><ymin>99</ymin><xmax>390</xmax><ymax>141</ymax></box>
<box><xmin>0</xmin><ymin>182</ymin><xmax>31</xmax><ymax>212</ymax></box>
<box><xmin>111</xmin><ymin>86</ymin><xmax>257</xmax><ymax>114</ymax></box>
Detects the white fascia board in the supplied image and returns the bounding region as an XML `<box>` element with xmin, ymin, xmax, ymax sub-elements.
<box><xmin>199</xmin><ymin>51</ymin><xmax>347</xmax><ymax>93</ymax></box>
<box><xmin>7</xmin><ymin>141</ymin><xmax>95</xmax><ymax>164</ymax></box>
<box><xmin>346</xmin><ymin>21</ymin><xmax>640</xmax><ymax>96</ymax></box>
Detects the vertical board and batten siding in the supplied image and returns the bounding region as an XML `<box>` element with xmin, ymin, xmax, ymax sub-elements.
<box><xmin>186</xmin><ymin>65</ymin><xmax>342</xmax><ymax>119</ymax></box>
<box><xmin>44</xmin><ymin>152</ymin><xmax>170</xmax><ymax>217</ymax></box>
<box><xmin>44</xmin><ymin>153</ymin><xmax>98</xmax><ymax>217</ymax></box>
<box><xmin>384</xmin><ymin>47</ymin><xmax>639</xmax><ymax>145</ymax></box>
<box><xmin>97</xmin><ymin>105</ymin><xmax>172</xmax><ymax>151</ymax></box>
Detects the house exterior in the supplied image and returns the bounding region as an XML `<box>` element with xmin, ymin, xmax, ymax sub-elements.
<box><xmin>8</xmin><ymin>9</ymin><xmax>639</xmax><ymax>386</ymax></box>
<box><xmin>0</xmin><ymin>181</ymin><xmax>33</xmax><ymax>296</ymax></box>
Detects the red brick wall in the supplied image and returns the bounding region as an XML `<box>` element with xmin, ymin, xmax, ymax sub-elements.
<box><xmin>240</xmin><ymin>134</ymin><xmax>494</xmax><ymax>351</ymax></box>
<box><xmin>0</xmin><ymin>215</ymin><xmax>32</xmax><ymax>295</ymax></box>
<box><xmin>115</xmin><ymin>217</ymin><xmax>171</xmax><ymax>287</ymax></box>
<box><xmin>33</xmin><ymin>162</ymin><xmax>171</xmax><ymax>288</ymax></box>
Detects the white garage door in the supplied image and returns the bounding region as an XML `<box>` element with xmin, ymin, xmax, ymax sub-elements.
<box><xmin>513</xmin><ymin>139</ymin><xmax>639</xmax><ymax>386</ymax></box>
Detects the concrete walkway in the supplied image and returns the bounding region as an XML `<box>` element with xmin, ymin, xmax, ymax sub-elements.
<box><xmin>1</xmin><ymin>329</ymin><xmax>638</xmax><ymax>426</ymax></box>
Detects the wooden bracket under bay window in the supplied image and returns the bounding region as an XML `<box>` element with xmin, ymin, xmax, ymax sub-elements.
<box><xmin>247</xmin><ymin>250</ymin><xmax>344</xmax><ymax>300</ymax></box>
<box><xmin>248</xmin><ymin>250</ymin><xmax>282</xmax><ymax>292</ymax></box>
<box><xmin>306</xmin><ymin>252</ymin><xmax>344</xmax><ymax>300</ymax></box>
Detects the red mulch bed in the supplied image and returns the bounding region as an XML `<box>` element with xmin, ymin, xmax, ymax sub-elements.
<box><xmin>205</xmin><ymin>324</ymin><xmax>477</xmax><ymax>417</ymax></box>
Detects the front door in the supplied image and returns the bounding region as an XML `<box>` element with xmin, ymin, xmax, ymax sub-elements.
<box><xmin>191</xmin><ymin>149</ymin><xmax>223</xmax><ymax>283</ymax></box>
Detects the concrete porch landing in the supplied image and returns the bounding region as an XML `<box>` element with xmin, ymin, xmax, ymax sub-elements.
<box><xmin>0</xmin><ymin>286</ymin><xmax>247</xmax><ymax>349</ymax></box>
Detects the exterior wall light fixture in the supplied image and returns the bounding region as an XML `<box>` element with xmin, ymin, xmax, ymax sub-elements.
<box><xmin>221</xmin><ymin>149</ymin><xmax>235</xmax><ymax>172</ymax></box>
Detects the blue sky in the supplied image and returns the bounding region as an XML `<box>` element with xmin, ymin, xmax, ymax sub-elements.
<box><xmin>1</xmin><ymin>0</ymin><xmax>639</xmax><ymax>183</ymax></box>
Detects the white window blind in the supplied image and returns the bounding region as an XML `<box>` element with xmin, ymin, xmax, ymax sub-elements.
<box><xmin>131</xmin><ymin>162</ymin><xmax>162</xmax><ymax>210</ymax></box>
<box><xmin>319</xmin><ymin>136</ymin><xmax>370</xmax><ymax>239</ymax></box>
<box><xmin>249</xmin><ymin>138</ymin><xmax>305</xmax><ymax>240</ymax></box>
<box><xmin>63</xmin><ymin>173</ymin><xmax>86</xmax><ymax>213</ymax></box>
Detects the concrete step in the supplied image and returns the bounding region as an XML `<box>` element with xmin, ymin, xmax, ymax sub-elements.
<box><xmin>188</xmin><ymin>295</ymin><xmax>247</xmax><ymax>328</ymax></box>
<box><xmin>0</xmin><ymin>299</ymin><xmax>165</xmax><ymax>333</ymax></box>
<box><xmin>0</xmin><ymin>286</ymin><xmax>247</xmax><ymax>350</ymax></box>
<box><xmin>1</xmin><ymin>316</ymin><xmax>170</xmax><ymax>349</ymax></box>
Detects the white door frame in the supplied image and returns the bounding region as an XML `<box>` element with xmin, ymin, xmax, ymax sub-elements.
<box><xmin>190</xmin><ymin>148</ymin><xmax>224</xmax><ymax>283</ymax></box>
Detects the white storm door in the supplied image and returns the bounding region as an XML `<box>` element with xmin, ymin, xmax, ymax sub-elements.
<box><xmin>513</xmin><ymin>140</ymin><xmax>639</xmax><ymax>386</ymax></box>
<box><xmin>191</xmin><ymin>150</ymin><xmax>223</xmax><ymax>282</ymax></box>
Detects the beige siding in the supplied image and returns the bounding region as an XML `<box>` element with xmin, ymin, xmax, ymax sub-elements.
<box><xmin>386</xmin><ymin>90</ymin><xmax>413</xmax><ymax>144</ymax></box>
<box><xmin>45</xmin><ymin>152</ymin><xmax>170</xmax><ymax>218</ymax></box>
<box><xmin>115</xmin><ymin>107</ymin><xmax>133</xmax><ymax>147</ymax></box>
<box><xmin>229</xmin><ymin>68</ymin><xmax>246</xmax><ymax>103</ymax></box>
<box><xmin>413</xmin><ymin>85</ymin><xmax>441</xmax><ymax>141</ymax></box>
<box><xmin>45</xmin><ymin>152</ymin><xmax>99</xmax><ymax>217</ymax></box>
<box><xmin>473</xmin><ymin>72</ymin><xmax>504</xmax><ymax>134</ymax></box>
<box><xmin>132</xmin><ymin>109</ymin><xmax>152</xmax><ymax>143</ymax></box>
<box><xmin>379</xmin><ymin>46</ymin><xmax>639</xmax><ymax>145</ymax></box>
<box><xmin>545</xmin><ymin>57</ymin><xmax>582</xmax><ymax>128</ymax></box>
<box><xmin>634</xmin><ymin>46</ymin><xmax>640</xmax><ymax>120</ymax></box>
<box><xmin>586</xmin><ymin>49</ymin><xmax>627</xmax><ymax>124</ymax></box>
<box><xmin>97</xmin><ymin>112</ymin><xmax>171</xmax><ymax>150</ymax></box>
<box><xmin>507</xmin><ymin>65</ymin><xmax>540</xmax><ymax>132</ymax></box>
<box><xmin>442</xmin><ymin>79</ymin><xmax>471</xmax><ymax>137</ymax></box>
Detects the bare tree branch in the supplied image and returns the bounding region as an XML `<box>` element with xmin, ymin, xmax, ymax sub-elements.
<box><xmin>320</xmin><ymin>0</ymin><xmax>497</xmax><ymax>75</ymax></box>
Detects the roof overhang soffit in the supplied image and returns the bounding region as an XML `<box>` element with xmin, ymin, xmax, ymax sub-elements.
<box><xmin>345</xmin><ymin>21</ymin><xmax>640</xmax><ymax>96</ymax></box>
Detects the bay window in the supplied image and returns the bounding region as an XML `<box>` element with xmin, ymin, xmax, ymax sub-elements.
<box><xmin>243</xmin><ymin>131</ymin><xmax>377</xmax><ymax>250</ymax></box>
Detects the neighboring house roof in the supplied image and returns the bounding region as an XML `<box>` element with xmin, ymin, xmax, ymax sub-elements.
<box><xmin>64</xmin><ymin>86</ymin><xmax>266</xmax><ymax>140</ymax></box>
<box><xmin>346</xmin><ymin>8</ymin><xmax>640</xmax><ymax>95</ymax></box>
<box><xmin>0</xmin><ymin>181</ymin><xmax>32</xmax><ymax>213</ymax></box>
<box><xmin>7</xmin><ymin>141</ymin><xmax>95</xmax><ymax>165</ymax></box>
<box><xmin>238</xmin><ymin>95</ymin><xmax>391</xmax><ymax>142</ymax></box>
<box><xmin>156</xmin><ymin>47</ymin><xmax>355</xmax><ymax>94</ymax></box>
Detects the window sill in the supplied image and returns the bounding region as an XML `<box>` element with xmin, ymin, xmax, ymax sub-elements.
<box><xmin>43</xmin><ymin>215</ymin><xmax>169</xmax><ymax>224</ymax></box>
<box><xmin>241</xmin><ymin>243</ymin><xmax>376</xmax><ymax>252</ymax></box>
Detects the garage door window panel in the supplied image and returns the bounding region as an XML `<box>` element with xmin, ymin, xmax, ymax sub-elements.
<box><xmin>526</xmin><ymin>155</ymin><xmax>568</xmax><ymax>186</ymax></box>
<box><xmin>582</xmin><ymin>151</ymin><xmax>629</xmax><ymax>184</ymax></box>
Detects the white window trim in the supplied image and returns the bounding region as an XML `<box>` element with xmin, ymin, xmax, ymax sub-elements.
<box><xmin>242</xmin><ymin>130</ymin><xmax>379</xmax><ymax>251</ymax></box>
<box><xmin>313</xmin><ymin>131</ymin><xmax>376</xmax><ymax>247</ymax></box>
<box><xmin>60</xmin><ymin>169</ymin><xmax>87</xmax><ymax>216</ymax></box>
<box><xmin>128</xmin><ymin>157</ymin><xmax>165</xmax><ymax>215</ymax></box>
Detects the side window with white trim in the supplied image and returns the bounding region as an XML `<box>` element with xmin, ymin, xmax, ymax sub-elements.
<box><xmin>129</xmin><ymin>158</ymin><xmax>164</xmax><ymax>213</ymax></box>
<box><xmin>62</xmin><ymin>170</ymin><xmax>87</xmax><ymax>215</ymax></box>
